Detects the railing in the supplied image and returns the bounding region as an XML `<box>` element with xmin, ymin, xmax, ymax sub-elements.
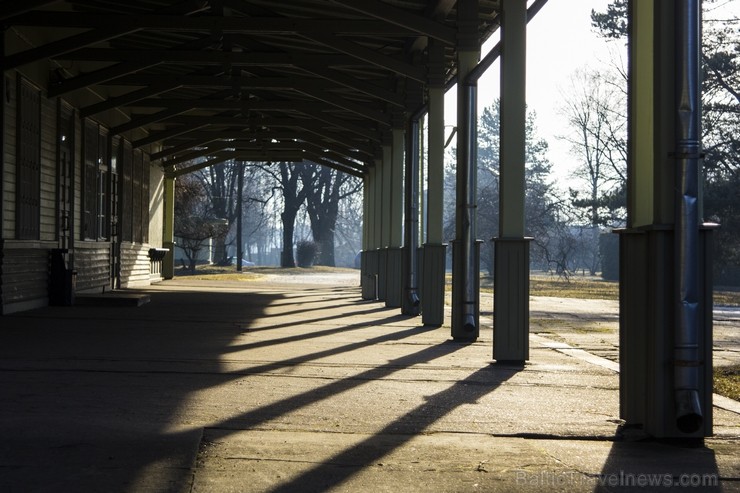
<box><xmin>148</xmin><ymin>248</ymin><xmax>169</xmax><ymax>279</ymax></box>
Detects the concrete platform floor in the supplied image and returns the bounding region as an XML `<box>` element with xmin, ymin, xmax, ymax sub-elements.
<box><xmin>0</xmin><ymin>273</ymin><xmax>738</xmax><ymax>492</ymax></box>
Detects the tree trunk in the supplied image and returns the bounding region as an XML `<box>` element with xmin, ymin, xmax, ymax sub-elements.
<box><xmin>278</xmin><ymin>162</ymin><xmax>312</xmax><ymax>268</ymax></box>
<box><xmin>317</xmin><ymin>229</ymin><xmax>335</xmax><ymax>266</ymax></box>
<box><xmin>281</xmin><ymin>209</ymin><xmax>297</xmax><ymax>267</ymax></box>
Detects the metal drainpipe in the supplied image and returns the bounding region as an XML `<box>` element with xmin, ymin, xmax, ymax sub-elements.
<box><xmin>405</xmin><ymin>117</ymin><xmax>421</xmax><ymax>308</ymax></box>
<box><xmin>674</xmin><ymin>0</ymin><xmax>703</xmax><ymax>434</ymax></box>
<box><xmin>462</xmin><ymin>80</ymin><xmax>478</xmax><ymax>331</ymax></box>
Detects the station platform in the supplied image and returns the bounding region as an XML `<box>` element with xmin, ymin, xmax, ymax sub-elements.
<box><xmin>0</xmin><ymin>272</ymin><xmax>737</xmax><ymax>492</ymax></box>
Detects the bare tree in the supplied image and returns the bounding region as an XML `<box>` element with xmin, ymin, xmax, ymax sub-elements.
<box><xmin>277</xmin><ymin>162</ymin><xmax>312</xmax><ymax>267</ymax></box>
<box><xmin>300</xmin><ymin>163</ymin><xmax>362</xmax><ymax>266</ymax></box>
<box><xmin>174</xmin><ymin>174</ymin><xmax>228</xmax><ymax>273</ymax></box>
<box><xmin>555</xmin><ymin>65</ymin><xmax>628</xmax><ymax>276</ymax></box>
<box><xmin>560</xmin><ymin>68</ymin><xmax>627</xmax><ymax>229</ymax></box>
<box><xmin>194</xmin><ymin>160</ymin><xmax>241</xmax><ymax>265</ymax></box>
<box><xmin>228</xmin><ymin>163</ymin><xmax>278</xmax><ymax>265</ymax></box>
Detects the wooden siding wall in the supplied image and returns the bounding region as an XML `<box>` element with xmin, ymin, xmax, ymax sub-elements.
<box><xmin>2</xmin><ymin>68</ymin><xmax>160</xmax><ymax>312</ymax></box>
<box><xmin>16</xmin><ymin>78</ymin><xmax>41</xmax><ymax>240</ymax></box>
<box><xmin>74</xmin><ymin>241</ymin><xmax>111</xmax><ymax>293</ymax></box>
<box><xmin>0</xmin><ymin>242</ymin><xmax>53</xmax><ymax>312</ymax></box>
<box><xmin>3</xmin><ymin>75</ymin><xmax>16</xmax><ymax>239</ymax></box>
<box><xmin>120</xmin><ymin>242</ymin><xmax>153</xmax><ymax>288</ymax></box>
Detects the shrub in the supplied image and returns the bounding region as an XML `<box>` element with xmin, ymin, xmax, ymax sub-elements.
<box><xmin>296</xmin><ymin>240</ymin><xmax>319</xmax><ymax>267</ymax></box>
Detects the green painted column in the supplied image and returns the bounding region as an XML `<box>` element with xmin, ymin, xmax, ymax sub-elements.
<box><xmin>386</xmin><ymin>126</ymin><xmax>405</xmax><ymax>308</ymax></box>
<box><xmin>377</xmin><ymin>144</ymin><xmax>392</xmax><ymax>301</ymax></box>
<box><xmin>162</xmin><ymin>174</ymin><xmax>175</xmax><ymax>280</ymax></box>
<box><xmin>361</xmin><ymin>170</ymin><xmax>376</xmax><ymax>299</ymax></box>
<box><xmin>493</xmin><ymin>0</ymin><xmax>530</xmax><ymax>363</ymax></box>
<box><xmin>373</xmin><ymin>156</ymin><xmax>383</xmax><ymax>250</ymax></box>
<box><xmin>422</xmin><ymin>39</ymin><xmax>448</xmax><ymax>327</ymax></box>
<box><xmin>619</xmin><ymin>0</ymin><xmax>712</xmax><ymax>439</ymax></box>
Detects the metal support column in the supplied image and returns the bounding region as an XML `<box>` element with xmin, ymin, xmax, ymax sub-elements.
<box><xmin>377</xmin><ymin>143</ymin><xmax>392</xmax><ymax>301</ymax></box>
<box><xmin>361</xmin><ymin>167</ymin><xmax>377</xmax><ymax>299</ymax></box>
<box><xmin>451</xmin><ymin>0</ymin><xmax>481</xmax><ymax>340</ymax></box>
<box><xmin>493</xmin><ymin>0</ymin><xmax>530</xmax><ymax>362</ymax></box>
<box><xmin>619</xmin><ymin>0</ymin><xmax>712</xmax><ymax>440</ymax></box>
<box><xmin>422</xmin><ymin>39</ymin><xmax>448</xmax><ymax>327</ymax></box>
<box><xmin>402</xmin><ymin>116</ymin><xmax>421</xmax><ymax>315</ymax></box>
<box><xmin>386</xmin><ymin>125</ymin><xmax>405</xmax><ymax>308</ymax></box>
<box><xmin>236</xmin><ymin>161</ymin><xmax>244</xmax><ymax>271</ymax></box>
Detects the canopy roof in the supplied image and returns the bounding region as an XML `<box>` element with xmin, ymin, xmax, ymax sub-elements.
<box><xmin>4</xmin><ymin>0</ymin><xmax>504</xmax><ymax>176</ymax></box>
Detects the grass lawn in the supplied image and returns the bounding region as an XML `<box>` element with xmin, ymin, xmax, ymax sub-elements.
<box><xmin>480</xmin><ymin>272</ymin><xmax>740</xmax><ymax>306</ymax></box>
<box><xmin>715</xmin><ymin>365</ymin><xmax>740</xmax><ymax>402</ymax></box>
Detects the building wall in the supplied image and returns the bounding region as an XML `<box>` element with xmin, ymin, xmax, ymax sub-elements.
<box><xmin>3</xmin><ymin>74</ymin><xmax>17</xmax><ymax>239</ymax></box>
<box><xmin>1</xmin><ymin>66</ymin><xmax>166</xmax><ymax>313</ymax></box>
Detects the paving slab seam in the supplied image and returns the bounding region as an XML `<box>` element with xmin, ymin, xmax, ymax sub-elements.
<box><xmin>485</xmin><ymin>315</ymin><xmax>739</xmax><ymax>415</ymax></box>
<box><xmin>528</xmin><ymin>332</ymin><xmax>740</xmax><ymax>416</ymax></box>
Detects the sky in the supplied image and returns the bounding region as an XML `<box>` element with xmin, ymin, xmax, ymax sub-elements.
<box><xmin>444</xmin><ymin>0</ymin><xmax>740</xmax><ymax>186</ymax></box>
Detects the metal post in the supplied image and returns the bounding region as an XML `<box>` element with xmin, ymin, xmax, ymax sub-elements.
<box><xmin>377</xmin><ymin>144</ymin><xmax>392</xmax><ymax>301</ymax></box>
<box><xmin>422</xmin><ymin>39</ymin><xmax>448</xmax><ymax>327</ymax></box>
<box><xmin>451</xmin><ymin>0</ymin><xmax>480</xmax><ymax>340</ymax></box>
<box><xmin>236</xmin><ymin>160</ymin><xmax>244</xmax><ymax>271</ymax></box>
<box><xmin>459</xmin><ymin>83</ymin><xmax>480</xmax><ymax>330</ymax></box>
<box><xmin>386</xmin><ymin>126</ymin><xmax>405</xmax><ymax>308</ymax></box>
<box><xmin>361</xmin><ymin>167</ymin><xmax>378</xmax><ymax>300</ymax></box>
<box><xmin>402</xmin><ymin>117</ymin><xmax>421</xmax><ymax>314</ymax></box>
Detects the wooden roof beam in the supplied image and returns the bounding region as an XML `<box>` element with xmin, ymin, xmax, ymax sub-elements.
<box><xmin>329</xmin><ymin>0</ymin><xmax>456</xmax><ymax>44</ymax></box>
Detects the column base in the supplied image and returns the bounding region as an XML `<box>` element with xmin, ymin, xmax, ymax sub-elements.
<box><xmin>421</xmin><ymin>243</ymin><xmax>447</xmax><ymax>326</ymax></box>
<box><xmin>492</xmin><ymin>237</ymin><xmax>531</xmax><ymax>363</ymax></box>
<box><xmin>377</xmin><ymin>248</ymin><xmax>388</xmax><ymax>301</ymax></box>
<box><xmin>385</xmin><ymin>247</ymin><xmax>403</xmax><ymax>308</ymax></box>
<box><xmin>617</xmin><ymin>226</ymin><xmax>714</xmax><ymax>439</ymax></box>
<box><xmin>360</xmin><ymin>250</ymin><xmax>378</xmax><ymax>300</ymax></box>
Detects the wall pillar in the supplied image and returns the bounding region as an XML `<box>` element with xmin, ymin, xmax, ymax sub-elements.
<box><xmin>162</xmin><ymin>175</ymin><xmax>175</xmax><ymax>279</ymax></box>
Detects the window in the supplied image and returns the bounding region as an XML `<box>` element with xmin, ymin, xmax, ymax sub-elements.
<box><xmin>82</xmin><ymin>119</ymin><xmax>109</xmax><ymax>240</ymax></box>
<box><xmin>120</xmin><ymin>140</ymin><xmax>133</xmax><ymax>242</ymax></box>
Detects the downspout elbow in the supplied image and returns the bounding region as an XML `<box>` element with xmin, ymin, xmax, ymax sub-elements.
<box><xmin>675</xmin><ymin>388</ymin><xmax>703</xmax><ymax>434</ymax></box>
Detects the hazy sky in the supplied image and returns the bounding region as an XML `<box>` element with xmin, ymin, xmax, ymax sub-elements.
<box><xmin>445</xmin><ymin>0</ymin><xmax>620</xmax><ymax>181</ymax></box>
<box><xmin>441</xmin><ymin>0</ymin><xmax>740</xmax><ymax>188</ymax></box>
